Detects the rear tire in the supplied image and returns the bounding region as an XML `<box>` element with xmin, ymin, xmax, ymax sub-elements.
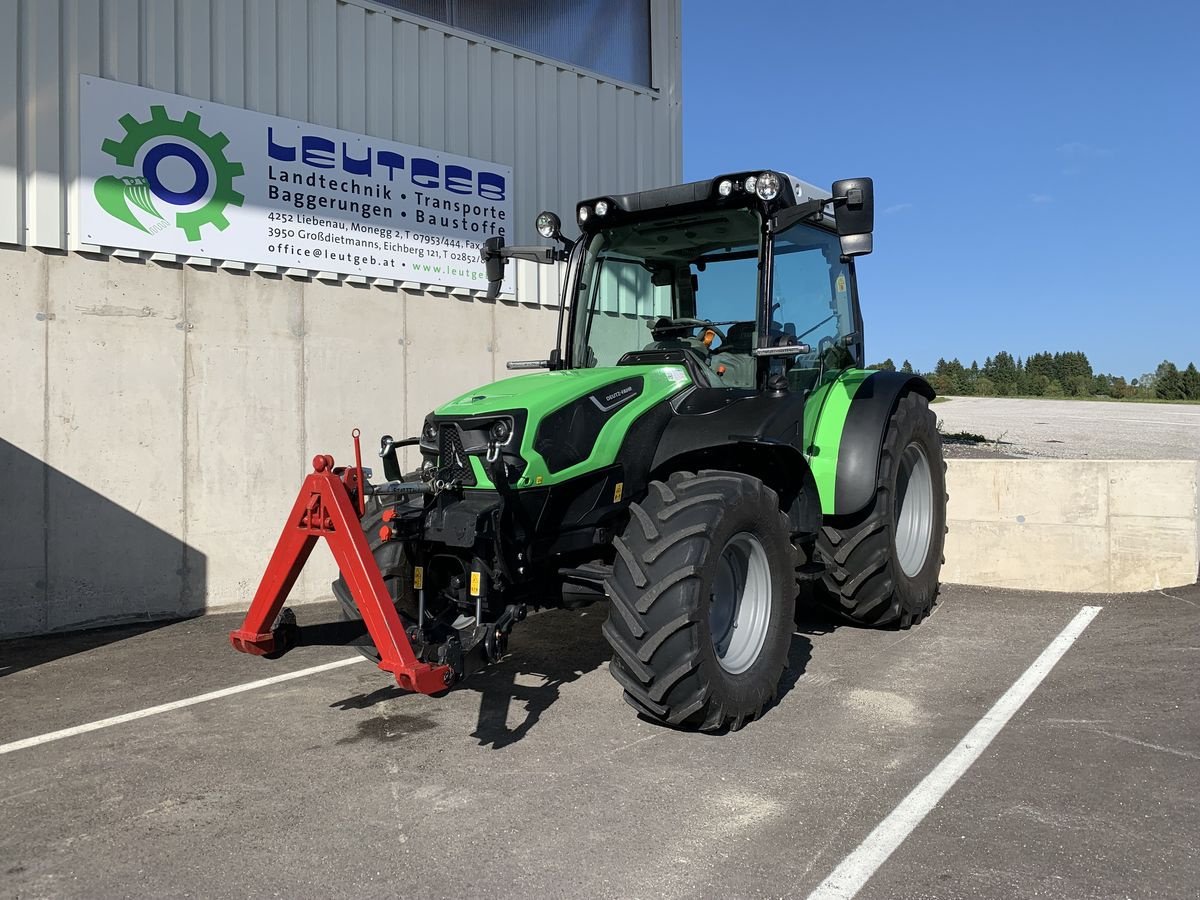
<box><xmin>602</xmin><ymin>470</ymin><xmax>797</xmax><ymax>732</ymax></box>
<box><xmin>816</xmin><ymin>391</ymin><xmax>946</xmax><ymax>627</ymax></box>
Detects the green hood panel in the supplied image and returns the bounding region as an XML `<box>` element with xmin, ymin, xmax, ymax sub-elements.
<box><xmin>436</xmin><ymin>365</ymin><xmax>692</xmax><ymax>488</ymax></box>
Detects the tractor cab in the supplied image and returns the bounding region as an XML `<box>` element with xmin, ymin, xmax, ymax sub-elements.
<box><xmin>486</xmin><ymin>171</ymin><xmax>875</xmax><ymax>396</ymax></box>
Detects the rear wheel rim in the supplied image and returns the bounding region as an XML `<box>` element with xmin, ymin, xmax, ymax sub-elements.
<box><xmin>895</xmin><ymin>442</ymin><xmax>934</xmax><ymax>577</ymax></box>
<box><xmin>709</xmin><ymin>532</ymin><xmax>772</xmax><ymax>675</ymax></box>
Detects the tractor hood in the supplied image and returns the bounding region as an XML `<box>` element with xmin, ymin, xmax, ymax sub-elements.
<box><xmin>432</xmin><ymin>364</ymin><xmax>692</xmax><ymax>488</ymax></box>
<box><xmin>436</xmin><ymin>365</ymin><xmax>689</xmax><ymax>418</ymax></box>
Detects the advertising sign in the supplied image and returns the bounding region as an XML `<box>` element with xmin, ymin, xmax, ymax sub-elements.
<box><xmin>79</xmin><ymin>76</ymin><xmax>514</xmax><ymax>293</ymax></box>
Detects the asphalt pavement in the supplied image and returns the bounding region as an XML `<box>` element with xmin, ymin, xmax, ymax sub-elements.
<box><xmin>1</xmin><ymin>583</ymin><xmax>1198</xmax><ymax>899</ymax></box>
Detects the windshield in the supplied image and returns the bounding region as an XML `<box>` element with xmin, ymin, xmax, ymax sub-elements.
<box><xmin>570</xmin><ymin>209</ymin><xmax>762</xmax><ymax>384</ymax></box>
<box><xmin>568</xmin><ymin>210</ymin><xmax>854</xmax><ymax>390</ymax></box>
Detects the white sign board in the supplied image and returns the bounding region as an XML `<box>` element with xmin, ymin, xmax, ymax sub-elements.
<box><xmin>79</xmin><ymin>76</ymin><xmax>514</xmax><ymax>293</ymax></box>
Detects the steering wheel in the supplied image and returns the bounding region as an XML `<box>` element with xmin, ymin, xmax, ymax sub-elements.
<box><xmin>650</xmin><ymin>317</ymin><xmax>727</xmax><ymax>344</ymax></box>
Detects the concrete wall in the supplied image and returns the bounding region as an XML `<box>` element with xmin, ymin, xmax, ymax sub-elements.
<box><xmin>944</xmin><ymin>459</ymin><xmax>1200</xmax><ymax>593</ymax></box>
<box><xmin>0</xmin><ymin>245</ymin><xmax>559</xmax><ymax>637</ymax></box>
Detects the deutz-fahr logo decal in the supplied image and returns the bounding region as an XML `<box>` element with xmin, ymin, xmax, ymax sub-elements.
<box><xmin>590</xmin><ymin>379</ymin><xmax>643</xmax><ymax>412</ymax></box>
<box><xmin>94</xmin><ymin>105</ymin><xmax>245</xmax><ymax>242</ymax></box>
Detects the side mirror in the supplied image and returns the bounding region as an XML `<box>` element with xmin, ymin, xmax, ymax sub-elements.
<box><xmin>831</xmin><ymin>177</ymin><xmax>874</xmax><ymax>257</ymax></box>
<box><xmin>482</xmin><ymin>236</ymin><xmax>506</xmax><ymax>297</ymax></box>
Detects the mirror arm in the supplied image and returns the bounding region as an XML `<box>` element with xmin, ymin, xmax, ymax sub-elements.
<box><xmin>769</xmin><ymin>198</ymin><xmax>827</xmax><ymax>233</ymax></box>
<box><xmin>482</xmin><ymin>239</ymin><xmax>574</xmax><ymax>299</ymax></box>
<box><xmin>498</xmin><ymin>245</ymin><xmax>558</xmax><ymax>265</ymax></box>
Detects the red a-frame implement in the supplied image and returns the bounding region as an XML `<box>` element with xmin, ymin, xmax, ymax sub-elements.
<box><xmin>228</xmin><ymin>452</ymin><xmax>451</xmax><ymax>695</ymax></box>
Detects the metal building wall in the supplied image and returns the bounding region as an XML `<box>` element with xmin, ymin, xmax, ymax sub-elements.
<box><xmin>1</xmin><ymin>0</ymin><xmax>682</xmax><ymax>303</ymax></box>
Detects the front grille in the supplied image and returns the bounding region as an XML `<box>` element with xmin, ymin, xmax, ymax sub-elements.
<box><xmin>437</xmin><ymin>425</ymin><xmax>476</xmax><ymax>486</ymax></box>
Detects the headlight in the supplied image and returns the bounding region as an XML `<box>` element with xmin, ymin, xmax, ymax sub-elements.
<box><xmin>717</xmin><ymin>179</ymin><xmax>733</xmax><ymax>197</ymax></box>
<box><xmin>743</xmin><ymin>175</ymin><xmax>757</xmax><ymax>194</ymax></box>
<box><xmin>594</xmin><ymin>199</ymin><xmax>609</xmax><ymax>216</ymax></box>
<box><xmin>422</xmin><ymin>420</ymin><xmax>438</xmax><ymax>442</ymax></box>
<box><xmin>489</xmin><ymin>419</ymin><xmax>512</xmax><ymax>444</ymax></box>
<box><xmin>755</xmin><ymin>171</ymin><xmax>781</xmax><ymax>201</ymax></box>
<box><xmin>535</xmin><ymin>210</ymin><xmax>561</xmax><ymax>239</ymax></box>
<box><xmin>578</xmin><ymin>205</ymin><xmax>590</xmax><ymax>223</ymax></box>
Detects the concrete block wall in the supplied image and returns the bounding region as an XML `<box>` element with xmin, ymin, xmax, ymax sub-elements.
<box><xmin>943</xmin><ymin>459</ymin><xmax>1200</xmax><ymax>593</ymax></box>
<box><xmin>7</xmin><ymin>252</ymin><xmax>1198</xmax><ymax>640</ymax></box>
<box><xmin>0</xmin><ymin>246</ymin><xmax>559</xmax><ymax>637</ymax></box>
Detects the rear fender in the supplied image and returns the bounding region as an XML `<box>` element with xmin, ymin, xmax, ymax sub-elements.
<box><xmin>826</xmin><ymin>371</ymin><xmax>935</xmax><ymax>516</ymax></box>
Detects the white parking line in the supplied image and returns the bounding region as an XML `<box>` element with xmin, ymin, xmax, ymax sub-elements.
<box><xmin>0</xmin><ymin>656</ymin><xmax>367</xmax><ymax>757</ymax></box>
<box><xmin>807</xmin><ymin>605</ymin><xmax>1103</xmax><ymax>900</ymax></box>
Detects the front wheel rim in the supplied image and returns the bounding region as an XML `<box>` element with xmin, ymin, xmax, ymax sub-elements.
<box><xmin>895</xmin><ymin>442</ymin><xmax>934</xmax><ymax>577</ymax></box>
<box><xmin>709</xmin><ymin>532</ymin><xmax>773</xmax><ymax>675</ymax></box>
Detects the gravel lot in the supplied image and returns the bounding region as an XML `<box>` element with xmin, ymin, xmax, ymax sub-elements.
<box><xmin>934</xmin><ymin>397</ymin><xmax>1200</xmax><ymax>460</ymax></box>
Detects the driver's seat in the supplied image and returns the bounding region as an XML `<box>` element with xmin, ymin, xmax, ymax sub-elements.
<box><xmin>710</xmin><ymin>322</ymin><xmax>756</xmax><ymax>387</ymax></box>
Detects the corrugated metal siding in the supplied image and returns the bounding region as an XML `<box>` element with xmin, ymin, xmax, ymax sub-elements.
<box><xmin>383</xmin><ymin>0</ymin><xmax>653</xmax><ymax>87</ymax></box>
<box><xmin>1</xmin><ymin>0</ymin><xmax>682</xmax><ymax>303</ymax></box>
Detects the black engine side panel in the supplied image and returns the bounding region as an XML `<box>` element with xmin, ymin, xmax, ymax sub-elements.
<box><xmin>651</xmin><ymin>387</ymin><xmax>808</xmax><ymax>467</ymax></box>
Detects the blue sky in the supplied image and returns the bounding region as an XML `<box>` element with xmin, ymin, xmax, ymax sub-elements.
<box><xmin>682</xmin><ymin>0</ymin><xmax>1199</xmax><ymax>379</ymax></box>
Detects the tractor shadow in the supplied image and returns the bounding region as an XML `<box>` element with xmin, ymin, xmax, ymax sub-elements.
<box><xmin>325</xmin><ymin>595</ymin><xmax>848</xmax><ymax>745</ymax></box>
<box><xmin>326</xmin><ymin>605</ymin><xmax>612</xmax><ymax>751</ymax></box>
<box><xmin>464</xmin><ymin>606</ymin><xmax>612</xmax><ymax>749</ymax></box>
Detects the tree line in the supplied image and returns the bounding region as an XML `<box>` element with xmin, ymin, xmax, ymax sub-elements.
<box><xmin>867</xmin><ymin>352</ymin><xmax>1200</xmax><ymax>401</ymax></box>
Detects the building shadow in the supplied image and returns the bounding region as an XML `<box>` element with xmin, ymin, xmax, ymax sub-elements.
<box><xmin>0</xmin><ymin>438</ymin><xmax>206</xmax><ymax>673</ymax></box>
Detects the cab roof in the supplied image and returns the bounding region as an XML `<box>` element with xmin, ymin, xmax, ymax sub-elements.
<box><xmin>576</xmin><ymin>170</ymin><xmax>833</xmax><ymax>232</ymax></box>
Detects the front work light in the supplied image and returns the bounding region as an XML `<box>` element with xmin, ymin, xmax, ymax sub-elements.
<box><xmin>743</xmin><ymin>175</ymin><xmax>758</xmax><ymax>195</ymax></box>
<box><xmin>717</xmin><ymin>179</ymin><xmax>733</xmax><ymax>197</ymax></box>
<box><xmin>578</xmin><ymin>205</ymin><xmax>590</xmax><ymax>223</ymax></box>
<box><xmin>755</xmin><ymin>171</ymin><xmax>781</xmax><ymax>201</ymax></box>
<box><xmin>489</xmin><ymin>419</ymin><xmax>512</xmax><ymax>444</ymax></box>
<box><xmin>594</xmin><ymin>200</ymin><xmax>609</xmax><ymax>216</ymax></box>
<box><xmin>536</xmin><ymin>210</ymin><xmax>562</xmax><ymax>239</ymax></box>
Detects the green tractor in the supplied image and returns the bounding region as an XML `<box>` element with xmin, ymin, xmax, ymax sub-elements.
<box><xmin>324</xmin><ymin>170</ymin><xmax>946</xmax><ymax>731</ymax></box>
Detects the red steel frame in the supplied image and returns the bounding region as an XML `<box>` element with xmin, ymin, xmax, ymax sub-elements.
<box><xmin>228</xmin><ymin>454</ymin><xmax>451</xmax><ymax>694</ymax></box>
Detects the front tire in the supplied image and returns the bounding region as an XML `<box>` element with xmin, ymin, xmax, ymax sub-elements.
<box><xmin>816</xmin><ymin>391</ymin><xmax>947</xmax><ymax>627</ymax></box>
<box><xmin>602</xmin><ymin>471</ymin><xmax>797</xmax><ymax>732</ymax></box>
<box><xmin>332</xmin><ymin>505</ymin><xmax>416</xmax><ymax>664</ymax></box>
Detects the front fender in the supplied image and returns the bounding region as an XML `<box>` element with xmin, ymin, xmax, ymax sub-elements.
<box><xmin>651</xmin><ymin>439</ymin><xmax>822</xmax><ymax>538</ymax></box>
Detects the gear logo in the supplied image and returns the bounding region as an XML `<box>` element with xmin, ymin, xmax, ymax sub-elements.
<box><xmin>94</xmin><ymin>105</ymin><xmax>244</xmax><ymax>242</ymax></box>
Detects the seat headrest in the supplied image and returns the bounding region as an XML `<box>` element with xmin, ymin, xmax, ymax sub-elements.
<box><xmin>722</xmin><ymin>321</ymin><xmax>755</xmax><ymax>353</ymax></box>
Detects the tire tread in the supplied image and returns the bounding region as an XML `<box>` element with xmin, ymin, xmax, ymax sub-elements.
<box><xmin>603</xmin><ymin>470</ymin><xmax>795</xmax><ymax>731</ymax></box>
